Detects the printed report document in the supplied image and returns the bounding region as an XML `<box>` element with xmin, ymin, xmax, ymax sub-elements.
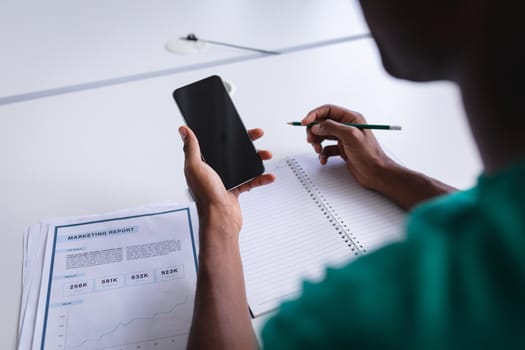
<box><xmin>20</xmin><ymin>203</ymin><xmax>199</xmax><ymax>350</ymax></box>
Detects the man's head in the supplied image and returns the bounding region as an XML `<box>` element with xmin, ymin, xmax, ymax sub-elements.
<box><xmin>358</xmin><ymin>0</ymin><xmax>513</xmax><ymax>83</ymax></box>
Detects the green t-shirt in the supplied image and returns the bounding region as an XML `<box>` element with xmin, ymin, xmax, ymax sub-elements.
<box><xmin>262</xmin><ymin>161</ymin><xmax>525</xmax><ymax>349</ymax></box>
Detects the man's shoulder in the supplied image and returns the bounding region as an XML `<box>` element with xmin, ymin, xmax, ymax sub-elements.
<box><xmin>406</xmin><ymin>188</ymin><xmax>481</xmax><ymax>239</ymax></box>
<box><xmin>262</xmin><ymin>243</ymin><xmax>420</xmax><ymax>349</ymax></box>
<box><xmin>262</xmin><ymin>186</ymin><xmax>525</xmax><ymax>349</ymax></box>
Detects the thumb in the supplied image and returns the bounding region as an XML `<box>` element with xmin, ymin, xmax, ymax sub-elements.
<box><xmin>311</xmin><ymin>119</ymin><xmax>361</xmax><ymax>140</ymax></box>
<box><xmin>179</xmin><ymin>126</ymin><xmax>202</xmax><ymax>168</ymax></box>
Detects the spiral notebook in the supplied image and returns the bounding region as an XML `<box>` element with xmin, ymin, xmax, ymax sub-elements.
<box><xmin>238</xmin><ymin>153</ymin><xmax>406</xmax><ymax>317</ymax></box>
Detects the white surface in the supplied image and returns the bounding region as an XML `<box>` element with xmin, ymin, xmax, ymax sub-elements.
<box><xmin>0</xmin><ymin>0</ymin><xmax>367</xmax><ymax>99</ymax></box>
<box><xmin>1</xmin><ymin>38</ymin><xmax>481</xmax><ymax>348</ymax></box>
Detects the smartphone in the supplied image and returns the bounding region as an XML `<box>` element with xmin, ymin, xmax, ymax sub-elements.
<box><xmin>173</xmin><ymin>75</ymin><xmax>264</xmax><ymax>190</ymax></box>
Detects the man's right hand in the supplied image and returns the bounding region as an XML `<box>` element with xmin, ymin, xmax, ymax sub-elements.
<box><xmin>302</xmin><ymin>104</ymin><xmax>456</xmax><ymax>210</ymax></box>
<box><xmin>303</xmin><ymin>104</ymin><xmax>398</xmax><ymax>192</ymax></box>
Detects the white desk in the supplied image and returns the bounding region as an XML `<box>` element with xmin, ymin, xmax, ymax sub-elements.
<box><xmin>0</xmin><ymin>0</ymin><xmax>367</xmax><ymax>101</ymax></box>
<box><xmin>0</xmin><ymin>38</ymin><xmax>481</xmax><ymax>348</ymax></box>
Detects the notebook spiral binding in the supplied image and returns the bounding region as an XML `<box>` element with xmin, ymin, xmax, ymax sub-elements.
<box><xmin>287</xmin><ymin>158</ymin><xmax>365</xmax><ymax>256</ymax></box>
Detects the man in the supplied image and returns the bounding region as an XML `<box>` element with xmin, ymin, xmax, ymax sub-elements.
<box><xmin>179</xmin><ymin>0</ymin><xmax>525</xmax><ymax>348</ymax></box>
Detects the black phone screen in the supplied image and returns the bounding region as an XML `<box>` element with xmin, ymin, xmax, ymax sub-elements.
<box><xmin>173</xmin><ymin>75</ymin><xmax>264</xmax><ymax>190</ymax></box>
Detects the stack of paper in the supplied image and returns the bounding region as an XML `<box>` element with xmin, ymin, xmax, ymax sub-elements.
<box><xmin>18</xmin><ymin>202</ymin><xmax>199</xmax><ymax>350</ymax></box>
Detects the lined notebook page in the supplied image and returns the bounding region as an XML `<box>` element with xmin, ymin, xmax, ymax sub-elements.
<box><xmin>239</xmin><ymin>158</ymin><xmax>354</xmax><ymax>317</ymax></box>
<box><xmin>238</xmin><ymin>154</ymin><xmax>406</xmax><ymax>317</ymax></box>
<box><xmin>294</xmin><ymin>154</ymin><xmax>406</xmax><ymax>253</ymax></box>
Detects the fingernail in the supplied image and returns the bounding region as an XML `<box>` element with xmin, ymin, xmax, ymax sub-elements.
<box><xmin>178</xmin><ymin>127</ymin><xmax>187</xmax><ymax>140</ymax></box>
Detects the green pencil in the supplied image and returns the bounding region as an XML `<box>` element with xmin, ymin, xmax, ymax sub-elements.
<box><xmin>287</xmin><ymin>121</ymin><xmax>402</xmax><ymax>130</ymax></box>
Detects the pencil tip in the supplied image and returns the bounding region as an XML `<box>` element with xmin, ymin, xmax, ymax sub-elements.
<box><xmin>390</xmin><ymin>125</ymin><xmax>402</xmax><ymax>130</ymax></box>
